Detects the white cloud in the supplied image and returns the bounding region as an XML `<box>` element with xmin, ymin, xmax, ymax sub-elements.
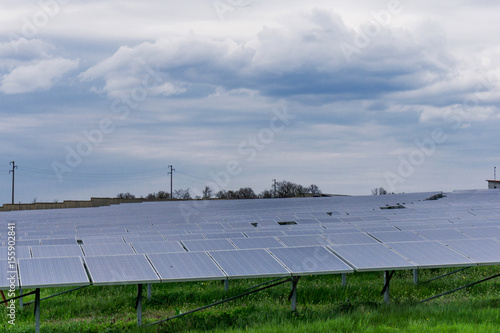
<box><xmin>79</xmin><ymin>7</ymin><xmax>456</xmax><ymax>105</ymax></box>
<box><xmin>148</xmin><ymin>82</ymin><xmax>187</xmax><ymax>96</ymax></box>
<box><xmin>0</xmin><ymin>57</ymin><xmax>78</xmax><ymax>94</ymax></box>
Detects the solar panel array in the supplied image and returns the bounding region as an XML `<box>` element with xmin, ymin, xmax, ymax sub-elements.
<box><xmin>1</xmin><ymin>189</ymin><xmax>500</xmax><ymax>289</ymax></box>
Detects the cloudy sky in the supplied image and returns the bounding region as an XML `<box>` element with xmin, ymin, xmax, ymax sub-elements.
<box><xmin>1</xmin><ymin>0</ymin><xmax>499</xmax><ymax>204</ymax></box>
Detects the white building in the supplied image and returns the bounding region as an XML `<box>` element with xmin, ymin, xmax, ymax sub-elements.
<box><xmin>486</xmin><ymin>180</ymin><xmax>500</xmax><ymax>189</ymax></box>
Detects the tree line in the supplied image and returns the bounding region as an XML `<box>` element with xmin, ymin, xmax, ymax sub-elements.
<box><xmin>117</xmin><ymin>180</ymin><xmax>322</xmax><ymax>200</ymax></box>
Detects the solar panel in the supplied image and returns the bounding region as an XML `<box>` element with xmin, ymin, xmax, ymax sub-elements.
<box><xmin>82</xmin><ymin>243</ymin><xmax>135</xmax><ymax>256</ymax></box>
<box><xmin>276</xmin><ymin>235</ymin><xmax>329</xmax><ymax>247</ymax></box>
<box><xmin>414</xmin><ymin>229</ymin><xmax>471</xmax><ymax>241</ymax></box>
<box><xmin>123</xmin><ymin>235</ymin><xmax>166</xmax><ymax>243</ymax></box>
<box><xmin>387</xmin><ymin>241</ymin><xmax>476</xmax><ymax>268</ymax></box>
<box><xmin>148</xmin><ymin>252</ymin><xmax>226</xmax><ymax>282</ymax></box>
<box><xmin>244</xmin><ymin>231</ymin><xmax>285</xmax><ymax>237</ymax></box>
<box><xmin>181</xmin><ymin>239</ymin><xmax>236</xmax><ymax>252</ymax></box>
<box><xmin>18</xmin><ymin>257</ymin><xmax>90</xmax><ymax>289</ymax></box>
<box><xmin>3</xmin><ymin>189</ymin><xmax>500</xmax><ymax>289</ymax></box>
<box><xmin>368</xmin><ymin>231</ymin><xmax>426</xmax><ymax>243</ymax></box>
<box><xmin>294</xmin><ymin>218</ymin><xmax>321</xmax><ymax>225</ymax></box>
<box><xmin>203</xmin><ymin>232</ymin><xmax>246</xmax><ymax>239</ymax></box>
<box><xmin>458</xmin><ymin>227</ymin><xmax>500</xmax><ymax>239</ymax></box>
<box><xmin>163</xmin><ymin>234</ymin><xmax>206</xmax><ymax>241</ymax></box>
<box><xmin>229</xmin><ymin>236</ymin><xmax>284</xmax><ymax>249</ymax></box>
<box><xmin>268</xmin><ymin>246</ymin><xmax>353</xmax><ymax>275</ymax></box>
<box><xmin>322</xmin><ymin>227</ymin><xmax>360</xmax><ymax>234</ymax></box>
<box><xmin>208</xmin><ymin>249</ymin><xmax>290</xmax><ymax>279</ymax></box>
<box><xmin>197</xmin><ymin>223</ymin><xmax>224</xmax><ymax>230</ymax></box>
<box><xmin>31</xmin><ymin>245</ymin><xmax>84</xmax><ymax>258</ymax></box>
<box><xmin>84</xmin><ymin>254</ymin><xmax>160</xmax><ymax>285</ymax></box>
<box><xmin>324</xmin><ymin>232</ymin><xmax>379</xmax><ymax>245</ymax></box>
<box><xmin>362</xmin><ymin>215</ymin><xmax>389</xmax><ymax>222</ymax></box>
<box><xmin>12</xmin><ymin>239</ymin><xmax>40</xmax><ymax>246</ymax></box>
<box><xmin>357</xmin><ymin>226</ymin><xmax>399</xmax><ymax>233</ymax></box>
<box><xmin>328</xmin><ymin>244</ymin><xmax>416</xmax><ymax>271</ymax></box>
<box><xmin>40</xmin><ymin>238</ymin><xmax>77</xmax><ymax>245</ymax></box>
<box><xmin>131</xmin><ymin>241</ymin><xmax>186</xmax><ymax>254</ymax></box>
<box><xmin>442</xmin><ymin>239</ymin><xmax>500</xmax><ymax>265</ymax></box>
<box><xmin>81</xmin><ymin>237</ymin><xmax>124</xmax><ymax>244</ymax></box>
<box><xmin>283</xmin><ymin>229</ymin><xmax>324</xmax><ymax>236</ymax></box>
<box><xmin>0</xmin><ymin>246</ymin><xmax>31</xmax><ymax>259</ymax></box>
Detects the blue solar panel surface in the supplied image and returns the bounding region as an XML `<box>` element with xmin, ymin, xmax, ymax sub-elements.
<box><xmin>1</xmin><ymin>190</ymin><xmax>500</xmax><ymax>288</ymax></box>
<box><xmin>148</xmin><ymin>252</ymin><xmax>226</xmax><ymax>282</ymax></box>
<box><xmin>18</xmin><ymin>257</ymin><xmax>89</xmax><ymax>288</ymax></box>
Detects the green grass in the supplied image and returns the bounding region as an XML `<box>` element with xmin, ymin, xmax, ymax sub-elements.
<box><xmin>1</xmin><ymin>266</ymin><xmax>499</xmax><ymax>332</ymax></box>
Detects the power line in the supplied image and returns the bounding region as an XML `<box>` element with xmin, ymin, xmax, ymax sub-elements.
<box><xmin>175</xmin><ymin>171</ymin><xmax>207</xmax><ymax>182</ymax></box>
<box><xmin>15</xmin><ymin>166</ymin><xmax>168</xmax><ymax>182</ymax></box>
<box><xmin>9</xmin><ymin>161</ymin><xmax>17</xmax><ymax>204</ymax></box>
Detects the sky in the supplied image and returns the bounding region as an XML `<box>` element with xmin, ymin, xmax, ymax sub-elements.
<box><xmin>1</xmin><ymin>0</ymin><xmax>500</xmax><ymax>204</ymax></box>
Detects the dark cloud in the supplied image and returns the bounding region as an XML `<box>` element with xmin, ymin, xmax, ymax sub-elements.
<box><xmin>81</xmin><ymin>8</ymin><xmax>455</xmax><ymax>107</ymax></box>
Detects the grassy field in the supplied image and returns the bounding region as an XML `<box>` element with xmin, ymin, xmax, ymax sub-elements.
<box><xmin>1</xmin><ymin>266</ymin><xmax>499</xmax><ymax>332</ymax></box>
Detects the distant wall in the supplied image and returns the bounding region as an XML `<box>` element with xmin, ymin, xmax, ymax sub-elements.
<box><xmin>0</xmin><ymin>197</ymin><xmax>149</xmax><ymax>212</ymax></box>
<box><xmin>0</xmin><ymin>194</ymin><xmax>334</xmax><ymax>212</ymax></box>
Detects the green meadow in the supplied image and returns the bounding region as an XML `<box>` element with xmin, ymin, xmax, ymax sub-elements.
<box><xmin>2</xmin><ymin>266</ymin><xmax>498</xmax><ymax>332</ymax></box>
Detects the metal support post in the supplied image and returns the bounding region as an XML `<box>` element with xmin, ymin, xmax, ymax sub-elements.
<box><xmin>342</xmin><ymin>273</ymin><xmax>347</xmax><ymax>286</ymax></box>
<box><xmin>19</xmin><ymin>289</ymin><xmax>23</xmax><ymax>310</ymax></box>
<box><xmin>34</xmin><ymin>288</ymin><xmax>40</xmax><ymax>333</ymax></box>
<box><xmin>136</xmin><ymin>284</ymin><xmax>143</xmax><ymax>326</ymax></box>
<box><xmin>413</xmin><ymin>269</ymin><xmax>418</xmax><ymax>284</ymax></box>
<box><xmin>381</xmin><ymin>271</ymin><xmax>395</xmax><ymax>305</ymax></box>
<box><xmin>289</xmin><ymin>276</ymin><xmax>300</xmax><ymax>311</ymax></box>
<box><xmin>224</xmin><ymin>279</ymin><xmax>229</xmax><ymax>292</ymax></box>
<box><xmin>147</xmin><ymin>283</ymin><xmax>152</xmax><ymax>300</ymax></box>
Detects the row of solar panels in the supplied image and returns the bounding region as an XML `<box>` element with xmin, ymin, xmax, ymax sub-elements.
<box><xmin>4</xmin><ymin>206</ymin><xmax>497</xmax><ymax>232</ymax></box>
<box><xmin>4</xmin><ymin>211</ymin><xmax>500</xmax><ymax>241</ymax></box>
<box><xmin>3</xmin><ymin>191</ymin><xmax>499</xmax><ymax>227</ymax></box>
<box><xmin>4</xmin><ymin>217</ymin><xmax>500</xmax><ymax>238</ymax></box>
<box><xmin>2</xmin><ymin>236</ymin><xmax>500</xmax><ymax>290</ymax></box>
<box><xmin>1</xmin><ymin>190</ymin><xmax>500</xmax><ymax>290</ymax></box>
<box><xmin>2</xmin><ymin>225</ymin><xmax>500</xmax><ymax>258</ymax></box>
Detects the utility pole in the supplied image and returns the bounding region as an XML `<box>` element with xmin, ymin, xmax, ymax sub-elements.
<box><xmin>168</xmin><ymin>165</ymin><xmax>175</xmax><ymax>200</ymax></box>
<box><xmin>9</xmin><ymin>161</ymin><xmax>17</xmax><ymax>205</ymax></box>
<box><xmin>272</xmin><ymin>179</ymin><xmax>277</xmax><ymax>198</ymax></box>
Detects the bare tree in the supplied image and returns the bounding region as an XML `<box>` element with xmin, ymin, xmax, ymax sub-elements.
<box><xmin>173</xmin><ymin>188</ymin><xmax>191</xmax><ymax>200</ymax></box>
<box><xmin>202</xmin><ymin>186</ymin><xmax>213</xmax><ymax>199</ymax></box>
<box><xmin>237</xmin><ymin>187</ymin><xmax>257</xmax><ymax>199</ymax></box>
<box><xmin>117</xmin><ymin>192</ymin><xmax>136</xmax><ymax>199</ymax></box>
<box><xmin>308</xmin><ymin>184</ymin><xmax>321</xmax><ymax>196</ymax></box>
<box><xmin>371</xmin><ymin>187</ymin><xmax>388</xmax><ymax>195</ymax></box>
<box><xmin>295</xmin><ymin>185</ymin><xmax>308</xmax><ymax>197</ymax></box>
<box><xmin>215</xmin><ymin>190</ymin><xmax>228</xmax><ymax>199</ymax></box>
<box><xmin>259</xmin><ymin>189</ymin><xmax>273</xmax><ymax>198</ymax></box>
<box><xmin>275</xmin><ymin>181</ymin><xmax>296</xmax><ymax>198</ymax></box>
